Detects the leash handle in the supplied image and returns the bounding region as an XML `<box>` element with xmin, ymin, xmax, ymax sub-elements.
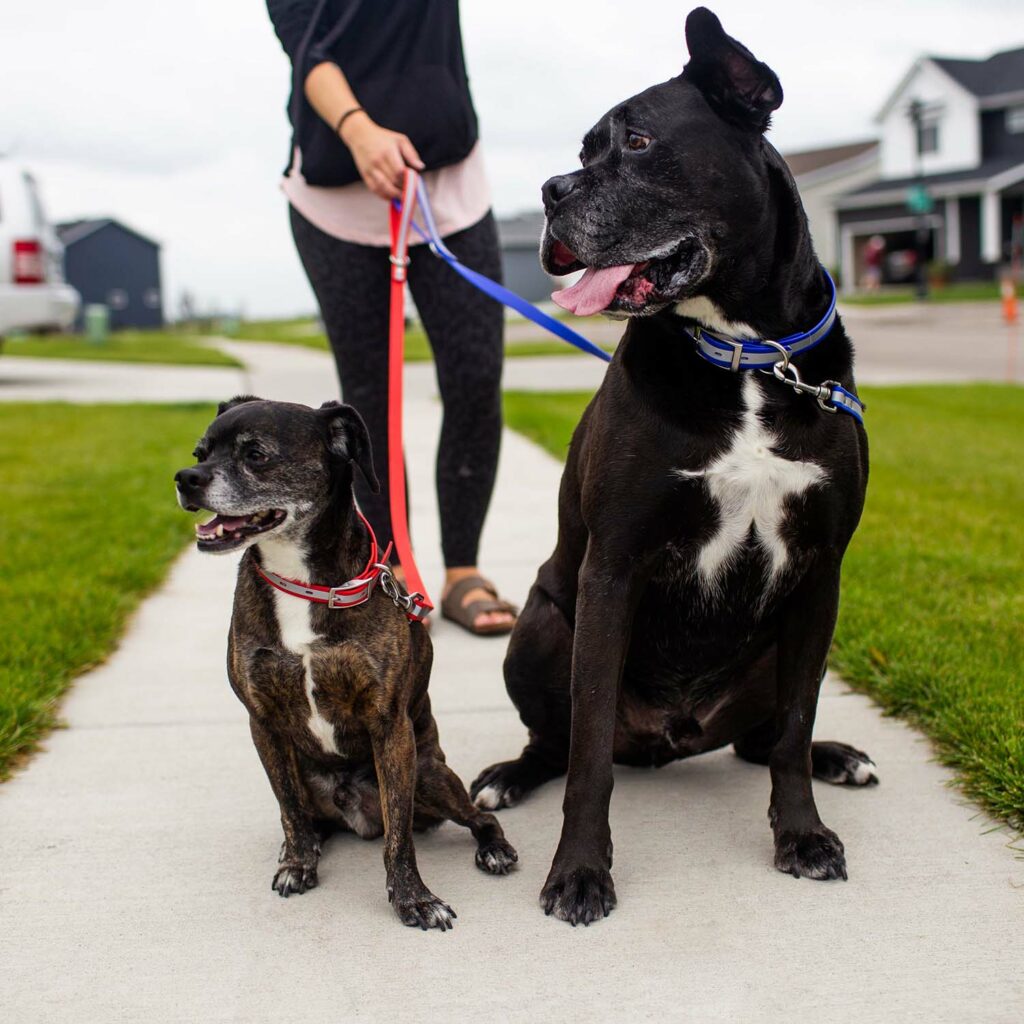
<box><xmin>387</xmin><ymin>170</ymin><xmax>432</xmax><ymax>622</ymax></box>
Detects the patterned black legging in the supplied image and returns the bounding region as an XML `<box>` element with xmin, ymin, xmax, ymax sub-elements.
<box><xmin>289</xmin><ymin>204</ymin><xmax>504</xmax><ymax>568</ymax></box>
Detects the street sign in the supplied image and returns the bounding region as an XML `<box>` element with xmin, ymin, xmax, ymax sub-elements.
<box><xmin>907</xmin><ymin>185</ymin><xmax>934</xmax><ymax>214</ymax></box>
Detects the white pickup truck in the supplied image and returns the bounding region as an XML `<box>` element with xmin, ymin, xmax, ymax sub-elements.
<box><xmin>0</xmin><ymin>160</ymin><xmax>79</xmax><ymax>337</ymax></box>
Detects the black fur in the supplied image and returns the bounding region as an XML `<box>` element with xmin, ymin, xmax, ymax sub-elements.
<box><xmin>471</xmin><ymin>7</ymin><xmax>875</xmax><ymax>926</ymax></box>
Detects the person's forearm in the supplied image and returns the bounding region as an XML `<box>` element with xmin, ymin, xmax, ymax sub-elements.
<box><xmin>304</xmin><ymin>61</ymin><xmax>368</xmax><ymax>143</ymax></box>
<box><xmin>302</xmin><ymin>59</ymin><xmax>423</xmax><ymax>199</ymax></box>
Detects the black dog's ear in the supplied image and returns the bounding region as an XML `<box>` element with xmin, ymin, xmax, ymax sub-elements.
<box><xmin>217</xmin><ymin>394</ymin><xmax>263</xmax><ymax>417</ymax></box>
<box><xmin>318</xmin><ymin>401</ymin><xmax>380</xmax><ymax>494</ymax></box>
<box><xmin>682</xmin><ymin>7</ymin><xmax>782</xmax><ymax>132</ymax></box>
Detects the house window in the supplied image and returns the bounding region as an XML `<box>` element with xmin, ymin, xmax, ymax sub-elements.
<box><xmin>917</xmin><ymin>121</ymin><xmax>939</xmax><ymax>155</ymax></box>
<box><xmin>1007</xmin><ymin>105</ymin><xmax>1024</xmax><ymax>134</ymax></box>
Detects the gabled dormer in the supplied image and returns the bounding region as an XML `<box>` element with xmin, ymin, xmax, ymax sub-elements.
<box><xmin>875</xmin><ymin>57</ymin><xmax>981</xmax><ymax>177</ymax></box>
<box><xmin>874</xmin><ymin>46</ymin><xmax>1024</xmax><ymax>178</ymax></box>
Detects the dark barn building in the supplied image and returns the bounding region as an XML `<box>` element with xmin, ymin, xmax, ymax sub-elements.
<box><xmin>56</xmin><ymin>218</ymin><xmax>164</xmax><ymax>329</ymax></box>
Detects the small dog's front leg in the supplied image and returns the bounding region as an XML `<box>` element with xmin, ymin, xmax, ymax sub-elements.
<box><xmin>371</xmin><ymin>715</ymin><xmax>455</xmax><ymax>930</ymax></box>
<box><xmin>249</xmin><ymin>717</ymin><xmax>320</xmax><ymax>896</ymax></box>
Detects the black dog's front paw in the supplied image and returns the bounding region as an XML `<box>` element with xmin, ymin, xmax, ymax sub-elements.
<box><xmin>475</xmin><ymin>836</ymin><xmax>519</xmax><ymax>876</ymax></box>
<box><xmin>272</xmin><ymin>861</ymin><xmax>319</xmax><ymax>897</ymax></box>
<box><xmin>540</xmin><ymin>863</ymin><xmax>616</xmax><ymax>926</ymax></box>
<box><xmin>389</xmin><ymin>886</ymin><xmax>457</xmax><ymax>931</ymax></box>
<box><xmin>774</xmin><ymin>826</ymin><xmax>847</xmax><ymax>881</ymax></box>
<box><xmin>470</xmin><ymin>761</ymin><xmax>522</xmax><ymax>810</ymax></box>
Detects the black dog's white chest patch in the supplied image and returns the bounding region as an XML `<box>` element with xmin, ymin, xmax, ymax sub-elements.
<box><xmin>676</xmin><ymin>377</ymin><xmax>825</xmax><ymax>592</ymax></box>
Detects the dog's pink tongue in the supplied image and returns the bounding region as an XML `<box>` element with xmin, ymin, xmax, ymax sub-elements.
<box><xmin>552</xmin><ymin>264</ymin><xmax>635</xmax><ymax>316</ymax></box>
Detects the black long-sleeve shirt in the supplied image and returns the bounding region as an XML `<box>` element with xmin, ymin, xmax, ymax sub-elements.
<box><xmin>267</xmin><ymin>0</ymin><xmax>479</xmax><ymax>186</ymax></box>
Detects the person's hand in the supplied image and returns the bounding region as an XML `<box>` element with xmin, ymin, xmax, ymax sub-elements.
<box><xmin>341</xmin><ymin>113</ymin><xmax>424</xmax><ymax>200</ymax></box>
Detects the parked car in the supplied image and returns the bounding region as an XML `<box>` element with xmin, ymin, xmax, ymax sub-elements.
<box><xmin>0</xmin><ymin>160</ymin><xmax>79</xmax><ymax>337</ymax></box>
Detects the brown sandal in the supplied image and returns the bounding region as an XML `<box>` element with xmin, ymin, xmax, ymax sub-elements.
<box><xmin>440</xmin><ymin>576</ymin><xmax>518</xmax><ymax>636</ymax></box>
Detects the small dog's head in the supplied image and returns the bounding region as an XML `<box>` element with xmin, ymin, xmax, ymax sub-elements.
<box><xmin>174</xmin><ymin>395</ymin><xmax>378</xmax><ymax>554</ymax></box>
<box><xmin>540</xmin><ymin>6</ymin><xmax>783</xmax><ymax>318</ymax></box>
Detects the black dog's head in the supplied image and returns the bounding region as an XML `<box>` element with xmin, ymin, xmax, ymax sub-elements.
<box><xmin>541</xmin><ymin>7</ymin><xmax>783</xmax><ymax>318</ymax></box>
<box><xmin>174</xmin><ymin>396</ymin><xmax>378</xmax><ymax>554</ymax></box>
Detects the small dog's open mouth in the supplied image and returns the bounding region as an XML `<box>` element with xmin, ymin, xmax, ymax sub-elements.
<box><xmin>549</xmin><ymin>240</ymin><xmax>701</xmax><ymax>317</ymax></box>
<box><xmin>195</xmin><ymin>509</ymin><xmax>287</xmax><ymax>551</ymax></box>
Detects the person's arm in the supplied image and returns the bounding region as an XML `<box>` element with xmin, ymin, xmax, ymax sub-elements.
<box><xmin>304</xmin><ymin>61</ymin><xmax>424</xmax><ymax>200</ymax></box>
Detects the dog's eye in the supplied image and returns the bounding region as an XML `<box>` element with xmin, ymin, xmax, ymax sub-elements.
<box><xmin>626</xmin><ymin>132</ymin><xmax>651</xmax><ymax>152</ymax></box>
<box><xmin>192</xmin><ymin>446</ymin><xmax>206</xmax><ymax>461</ymax></box>
<box><xmin>245</xmin><ymin>447</ymin><xmax>269</xmax><ymax>465</ymax></box>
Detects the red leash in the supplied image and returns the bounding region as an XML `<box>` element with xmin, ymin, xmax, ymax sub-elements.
<box><xmin>386</xmin><ymin>170</ymin><xmax>432</xmax><ymax>622</ymax></box>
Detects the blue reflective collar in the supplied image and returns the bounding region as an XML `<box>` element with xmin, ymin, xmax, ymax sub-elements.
<box><xmin>683</xmin><ymin>269</ymin><xmax>864</xmax><ymax>422</ymax></box>
<box><xmin>687</xmin><ymin>269</ymin><xmax>838</xmax><ymax>371</ymax></box>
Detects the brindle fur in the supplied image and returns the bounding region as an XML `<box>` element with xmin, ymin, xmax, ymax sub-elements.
<box><xmin>176</xmin><ymin>396</ymin><xmax>516</xmax><ymax>930</ymax></box>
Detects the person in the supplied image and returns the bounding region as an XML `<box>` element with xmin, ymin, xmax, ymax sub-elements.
<box><xmin>267</xmin><ymin>0</ymin><xmax>517</xmax><ymax>635</ymax></box>
<box><xmin>862</xmin><ymin>234</ymin><xmax>885</xmax><ymax>293</ymax></box>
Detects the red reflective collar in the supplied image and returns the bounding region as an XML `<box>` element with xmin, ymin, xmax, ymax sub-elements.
<box><xmin>254</xmin><ymin>511</ymin><xmax>416</xmax><ymax>615</ymax></box>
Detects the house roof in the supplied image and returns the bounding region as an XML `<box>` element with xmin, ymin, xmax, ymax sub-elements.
<box><xmin>783</xmin><ymin>140</ymin><xmax>878</xmax><ymax>178</ymax></box>
<box><xmin>56</xmin><ymin>217</ymin><xmax>161</xmax><ymax>249</ymax></box>
<box><xmin>931</xmin><ymin>46</ymin><xmax>1024</xmax><ymax>99</ymax></box>
<box><xmin>837</xmin><ymin>156</ymin><xmax>1024</xmax><ymax>207</ymax></box>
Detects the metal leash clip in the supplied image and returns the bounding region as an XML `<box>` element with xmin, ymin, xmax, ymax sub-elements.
<box><xmin>760</xmin><ymin>340</ymin><xmax>839</xmax><ymax>413</ymax></box>
<box><xmin>375</xmin><ymin>564</ymin><xmax>419</xmax><ymax>614</ymax></box>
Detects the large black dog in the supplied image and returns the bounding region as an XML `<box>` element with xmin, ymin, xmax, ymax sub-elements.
<box><xmin>471</xmin><ymin>8</ymin><xmax>875</xmax><ymax>925</ymax></box>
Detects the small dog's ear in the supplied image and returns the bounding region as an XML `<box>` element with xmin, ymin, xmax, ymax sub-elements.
<box><xmin>319</xmin><ymin>401</ymin><xmax>380</xmax><ymax>494</ymax></box>
<box><xmin>682</xmin><ymin>7</ymin><xmax>782</xmax><ymax>132</ymax></box>
<box><xmin>217</xmin><ymin>394</ymin><xmax>263</xmax><ymax>417</ymax></box>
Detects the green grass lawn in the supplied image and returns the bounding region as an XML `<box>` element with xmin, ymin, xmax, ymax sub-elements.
<box><xmin>228</xmin><ymin>318</ymin><xmax>615</xmax><ymax>361</ymax></box>
<box><xmin>503</xmin><ymin>384</ymin><xmax>1024</xmax><ymax>832</ymax></box>
<box><xmin>3</xmin><ymin>330</ymin><xmax>241</xmax><ymax>367</ymax></box>
<box><xmin>0</xmin><ymin>403</ymin><xmax>215</xmax><ymax>779</ymax></box>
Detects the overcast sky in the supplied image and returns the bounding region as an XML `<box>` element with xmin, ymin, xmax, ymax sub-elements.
<box><xmin>2</xmin><ymin>0</ymin><xmax>1019</xmax><ymax>318</ymax></box>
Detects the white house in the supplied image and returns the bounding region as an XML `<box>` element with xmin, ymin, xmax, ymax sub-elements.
<box><xmin>834</xmin><ymin>45</ymin><xmax>1024</xmax><ymax>290</ymax></box>
<box><xmin>783</xmin><ymin>140</ymin><xmax>880</xmax><ymax>272</ymax></box>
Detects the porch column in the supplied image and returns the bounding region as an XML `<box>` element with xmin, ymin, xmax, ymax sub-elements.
<box><xmin>981</xmin><ymin>190</ymin><xmax>1001</xmax><ymax>264</ymax></box>
<box><xmin>944</xmin><ymin>197</ymin><xmax>960</xmax><ymax>265</ymax></box>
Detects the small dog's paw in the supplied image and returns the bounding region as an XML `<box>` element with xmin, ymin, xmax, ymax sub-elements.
<box><xmin>272</xmin><ymin>862</ymin><xmax>319</xmax><ymax>897</ymax></box>
<box><xmin>540</xmin><ymin>864</ymin><xmax>616</xmax><ymax>926</ymax></box>
<box><xmin>475</xmin><ymin>837</ymin><xmax>519</xmax><ymax>876</ymax></box>
<box><xmin>814</xmin><ymin>742</ymin><xmax>879</xmax><ymax>787</ymax></box>
<box><xmin>470</xmin><ymin>763</ymin><xmax>520</xmax><ymax>810</ymax></box>
<box><xmin>774</xmin><ymin>826</ymin><xmax>847</xmax><ymax>881</ymax></box>
<box><xmin>390</xmin><ymin>887</ymin><xmax>456</xmax><ymax>931</ymax></box>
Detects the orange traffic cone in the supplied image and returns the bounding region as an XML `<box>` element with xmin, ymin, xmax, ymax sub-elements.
<box><xmin>1002</xmin><ymin>278</ymin><xmax>1019</xmax><ymax>324</ymax></box>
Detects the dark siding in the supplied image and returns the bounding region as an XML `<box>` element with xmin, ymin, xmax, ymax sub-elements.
<box><xmin>837</xmin><ymin>203</ymin><xmax>912</xmax><ymax>227</ymax></box>
<box><xmin>502</xmin><ymin>247</ymin><xmax>554</xmax><ymax>304</ymax></box>
<box><xmin>954</xmin><ymin>196</ymin><xmax>987</xmax><ymax>280</ymax></box>
<box><xmin>980</xmin><ymin>108</ymin><xmax>1024</xmax><ymax>162</ymax></box>
<box><xmin>63</xmin><ymin>224</ymin><xmax>163</xmax><ymax>329</ymax></box>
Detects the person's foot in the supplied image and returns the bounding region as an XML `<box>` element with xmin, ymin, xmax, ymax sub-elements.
<box><xmin>441</xmin><ymin>567</ymin><xmax>517</xmax><ymax>635</ymax></box>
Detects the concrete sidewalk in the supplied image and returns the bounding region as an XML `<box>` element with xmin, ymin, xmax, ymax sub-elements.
<box><xmin>1</xmin><ymin>341</ymin><xmax>1022</xmax><ymax>1023</ymax></box>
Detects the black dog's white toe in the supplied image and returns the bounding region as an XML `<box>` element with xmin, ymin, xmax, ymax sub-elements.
<box><xmin>813</xmin><ymin>741</ymin><xmax>879</xmax><ymax>786</ymax></box>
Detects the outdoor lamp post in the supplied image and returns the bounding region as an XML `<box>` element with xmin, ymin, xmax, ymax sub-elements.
<box><xmin>907</xmin><ymin>98</ymin><xmax>930</xmax><ymax>300</ymax></box>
